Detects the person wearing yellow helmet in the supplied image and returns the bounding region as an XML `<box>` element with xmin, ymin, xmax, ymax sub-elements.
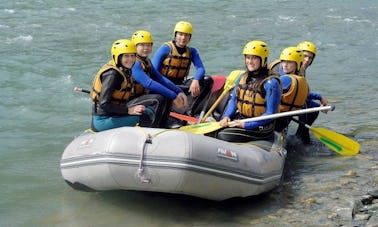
<box><xmin>297</xmin><ymin>41</ymin><xmax>317</xmax><ymax>74</ymax></box>
<box><xmin>90</xmin><ymin>39</ymin><xmax>170</xmax><ymax>131</ymax></box>
<box><xmin>216</xmin><ymin>40</ymin><xmax>282</xmax><ymax>142</ymax></box>
<box><xmin>130</xmin><ymin>30</ymin><xmax>188</xmax><ymax>128</ymax></box>
<box><xmin>272</xmin><ymin>46</ymin><xmax>310</xmax><ymax>133</ymax></box>
<box><xmin>295</xmin><ymin>41</ymin><xmax>328</xmax><ymax>144</ymax></box>
<box><xmin>152</xmin><ymin>21</ymin><xmax>212</xmax><ymax>116</ymax></box>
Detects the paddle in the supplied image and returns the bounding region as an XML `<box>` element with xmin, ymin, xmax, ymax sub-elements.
<box><xmin>291</xmin><ymin>118</ymin><xmax>359</xmax><ymax>156</ymax></box>
<box><xmin>200</xmin><ymin>70</ymin><xmax>244</xmax><ymax>123</ymax></box>
<box><xmin>169</xmin><ymin>112</ymin><xmax>197</xmax><ymax>124</ymax></box>
<box><xmin>74</xmin><ymin>87</ymin><xmax>90</xmax><ymax>94</ymax></box>
<box><xmin>197</xmin><ymin>75</ymin><xmax>226</xmax><ymax>123</ymax></box>
<box><xmin>179</xmin><ymin>105</ymin><xmax>335</xmax><ymax>135</ymax></box>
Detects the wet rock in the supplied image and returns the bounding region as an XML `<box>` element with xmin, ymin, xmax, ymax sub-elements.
<box><xmin>368</xmin><ymin>189</ymin><xmax>378</xmax><ymax>199</ymax></box>
<box><xmin>329</xmin><ymin>206</ymin><xmax>353</xmax><ymax>222</ymax></box>
<box><xmin>303</xmin><ymin>197</ymin><xmax>317</xmax><ymax>205</ymax></box>
<box><xmin>353</xmin><ymin>199</ymin><xmax>364</xmax><ymax>215</ymax></box>
<box><xmin>345</xmin><ymin>170</ymin><xmax>357</xmax><ymax>176</ymax></box>
<box><xmin>361</xmin><ymin>195</ymin><xmax>374</xmax><ymax>205</ymax></box>
<box><xmin>354</xmin><ymin>213</ymin><xmax>372</xmax><ymax>221</ymax></box>
<box><xmin>366</xmin><ymin>210</ymin><xmax>378</xmax><ymax>227</ymax></box>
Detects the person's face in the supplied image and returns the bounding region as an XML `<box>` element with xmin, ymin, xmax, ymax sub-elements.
<box><xmin>245</xmin><ymin>55</ymin><xmax>261</xmax><ymax>72</ymax></box>
<box><xmin>281</xmin><ymin>60</ymin><xmax>297</xmax><ymax>74</ymax></box>
<box><xmin>120</xmin><ymin>53</ymin><xmax>136</xmax><ymax>68</ymax></box>
<box><xmin>136</xmin><ymin>43</ymin><xmax>153</xmax><ymax>57</ymax></box>
<box><xmin>302</xmin><ymin>50</ymin><xmax>314</xmax><ymax>69</ymax></box>
<box><xmin>174</xmin><ymin>32</ymin><xmax>191</xmax><ymax>48</ymax></box>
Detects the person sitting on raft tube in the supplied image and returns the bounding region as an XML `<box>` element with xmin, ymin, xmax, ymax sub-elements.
<box><xmin>216</xmin><ymin>40</ymin><xmax>281</xmax><ymax>143</ymax></box>
<box><xmin>152</xmin><ymin>21</ymin><xmax>212</xmax><ymax>116</ymax></box>
<box><xmin>295</xmin><ymin>41</ymin><xmax>328</xmax><ymax>144</ymax></box>
<box><xmin>90</xmin><ymin>39</ymin><xmax>171</xmax><ymax>131</ymax></box>
<box><xmin>131</xmin><ymin>30</ymin><xmax>188</xmax><ymax>128</ymax></box>
<box><xmin>272</xmin><ymin>46</ymin><xmax>309</xmax><ymax>133</ymax></box>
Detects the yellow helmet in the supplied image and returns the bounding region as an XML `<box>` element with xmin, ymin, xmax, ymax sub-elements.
<box><xmin>111</xmin><ymin>39</ymin><xmax>136</xmax><ymax>65</ymax></box>
<box><xmin>131</xmin><ymin>30</ymin><xmax>154</xmax><ymax>45</ymax></box>
<box><xmin>174</xmin><ymin>21</ymin><xmax>193</xmax><ymax>35</ymax></box>
<box><xmin>280</xmin><ymin>46</ymin><xmax>304</xmax><ymax>72</ymax></box>
<box><xmin>297</xmin><ymin>41</ymin><xmax>317</xmax><ymax>55</ymax></box>
<box><xmin>242</xmin><ymin>40</ymin><xmax>270</xmax><ymax>67</ymax></box>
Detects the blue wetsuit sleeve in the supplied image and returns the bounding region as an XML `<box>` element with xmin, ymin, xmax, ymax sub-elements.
<box><xmin>151</xmin><ymin>44</ymin><xmax>170</xmax><ymax>72</ymax></box>
<box><xmin>306</xmin><ymin>92</ymin><xmax>322</xmax><ymax>107</ymax></box>
<box><xmin>244</xmin><ymin>78</ymin><xmax>281</xmax><ymax>130</ymax></box>
<box><xmin>280</xmin><ymin>75</ymin><xmax>292</xmax><ymax>91</ymax></box>
<box><xmin>222</xmin><ymin>88</ymin><xmax>238</xmax><ymax>118</ymax></box>
<box><xmin>190</xmin><ymin>47</ymin><xmax>206</xmax><ymax>80</ymax></box>
<box><xmin>222</xmin><ymin>76</ymin><xmax>242</xmax><ymax>118</ymax></box>
<box><xmin>308</xmin><ymin>92</ymin><xmax>322</xmax><ymax>101</ymax></box>
<box><xmin>132</xmin><ymin>61</ymin><xmax>177</xmax><ymax>100</ymax></box>
<box><xmin>150</xmin><ymin>64</ymin><xmax>183</xmax><ymax>94</ymax></box>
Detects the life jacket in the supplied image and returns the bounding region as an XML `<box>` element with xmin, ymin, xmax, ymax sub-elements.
<box><xmin>90</xmin><ymin>60</ymin><xmax>136</xmax><ymax>106</ymax></box>
<box><xmin>236</xmin><ymin>72</ymin><xmax>280</xmax><ymax>118</ymax></box>
<box><xmin>134</xmin><ymin>55</ymin><xmax>155</xmax><ymax>95</ymax></box>
<box><xmin>268</xmin><ymin>59</ymin><xmax>281</xmax><ymax>76</ymax></box>
<box><xmin>280</xmin><ymin>74</ymin><xmax>309</xmax><ymax>112</ymax></box>
<box><xmin>159</xmin><ymin>41</ymin><xmax>191</xmax><ymax>82</ymax></box>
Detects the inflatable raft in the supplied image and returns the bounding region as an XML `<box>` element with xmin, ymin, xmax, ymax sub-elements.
<box><xmin>60</xmin><ymin>126</ymin><xmax>286</xmax><ymax>201</ymax></box>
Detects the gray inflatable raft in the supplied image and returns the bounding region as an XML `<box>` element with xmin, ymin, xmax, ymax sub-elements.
<box><xmin>60</xmin><ymin>127</ymin><xmax>287</xmax><ymax>201</ymax></box>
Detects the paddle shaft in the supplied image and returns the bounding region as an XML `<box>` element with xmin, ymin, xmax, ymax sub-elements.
<box><xmin>179</xmin><ymin>105</ymin><xmax>335</xmax><ymax>135</ymax></box>
<box><xmin>74</xmin><ymin>87</ymin><xmax>90</xmax><ymax>94</ymax></box>
<box><xmin>201</xmin><ymin>70</ymin><xmax>243</xmax><ymax>123</ymax></box>
<box><xmin>233</xmin><ymin>105</ymin><xmax>334</xmax><ymax>124</ymax></box>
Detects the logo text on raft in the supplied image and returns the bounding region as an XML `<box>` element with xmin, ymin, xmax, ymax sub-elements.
<box><xmin>217</xmin><ymin>148</ymin><xmax>238</xmax><ymax>161</ymax></box>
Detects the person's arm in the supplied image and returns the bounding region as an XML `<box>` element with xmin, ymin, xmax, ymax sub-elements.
<box><xmin>99</xmin><ymin>70</ymin><xmax>129</xmax><ymax>115</ymax></box>
<box><xmin>190</xmin><ymin>47</ymin><xmax>206</xmax><ymax>80</ymax></box>
<box><xmin>244</xmin><ymin>78</ymin><xmax>281</xmax><ymax>130</ymax></box>
<box><xmin>222</xmin><ymin>88</ymin><xmax>238</xmax><ymax>118</ymax></box>
<box><xmin>307</xmin><ymin>91</ymin><xmax>328</xmax><ymax>107</ymax></box>
<box><xmin>150</xmin><ymin>62</ymin><xmax>183</xmax><ymax>94</ymax></box>
<box><xmin>132</xmin><ymin>61</ymin><xmax>177</xmax><ymax>100</ymax></box>
<box><xmin>151</xmin><ymin>44</ymin><xmax>170</xmax><ymax>73</ymax></box>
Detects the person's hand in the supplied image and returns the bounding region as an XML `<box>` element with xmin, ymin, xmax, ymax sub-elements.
<box><xmin>173</xmin><ymin>95</ymin><xmax>185</xmax><ymax>109</ymax></box>
<box><xmin>177</xmin><ymin>92</ymin><xmax>188</xmax><ymax>108</ymax></box>
<box><xmin>189</xmin><ymin>79</ymin><xmax>200</xmax><ymax>97</ymax></box>
<box><xmin>229</xmin><ymin>120</ymin><xmax>244</xmax><ymax>128</ymax></box>
<box><xmin>219</xmin><ymin>117</ymin><xmax>231</xmax><ymax>127</ymax></box>
<box><xmin>128</xmin><ymin>105</ymin><xmax>145</xmax><ymax>115</ymax></box>
<box><xmin>320</xmin><ymin>96</ymin><xmax>329</xmax><ymax>113</ymax></box>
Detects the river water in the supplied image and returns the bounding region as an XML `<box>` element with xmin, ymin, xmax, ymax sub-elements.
<box><xmin>1</xmin><ymin>0</ymin><xmax>377</xmax><ymax>226</ymax></box>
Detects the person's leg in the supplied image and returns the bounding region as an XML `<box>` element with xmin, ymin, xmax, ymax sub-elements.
<box><xmin>128</xmin><ymin>94</ymin><xmax>168</xmax><ymax>128</ymax></box>
<box><xmin>296</xmin><ymin>111</ymin><xmax>319</xmax><ymax>144</ymax></box>
<box><xmin>92</xmin><ymin>115</ymin><xmax>140</xmax><ymax>132</ymax></box>
<box><xmin>274</xmin><ymin>116</ymin><xmax>291</xmax><ymax>133</ymax></box>
<box><xmin>187</xmin><ymin>76</ymin><xmax>213</xmax><ymax>116</ymax></box>
<box><xmin>217</xmin><ymin>123</ymin><xmax>274</xmax><ymax>142</ymax></box>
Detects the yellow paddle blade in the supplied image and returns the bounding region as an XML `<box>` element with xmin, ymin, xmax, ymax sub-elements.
<box><xmin>310</xmin><ymin>127</ymin><xmax>360</xmax><ymax>156</ymax></box>
<box><xmin>224</xmin><ymin>70</ymin><xmax>244</xmax><ymax>90</ymax></box>
<box><xmin>201</xmin><ymin>70</ymin><xmax>244</xmax><ymax>123</ymax></box>
<box><xmin>179</xmin><ymin>122</ymin><xmax>222</xmax><ymax>134</ymax></box>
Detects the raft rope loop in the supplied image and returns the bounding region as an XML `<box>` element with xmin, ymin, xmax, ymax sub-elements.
<box><xmin>135</xmin><ymin>126</ymin><xmax>173</xmax><ymax>184</ymax></box>
<box><xmin>138</xmin><ymin>133</ymin><xmax>152</xmax><ymax>183</ymax></box>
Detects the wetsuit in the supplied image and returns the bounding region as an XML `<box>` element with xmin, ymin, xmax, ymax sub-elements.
<box><xmin>152</xmin><ymin>41</ymin><xmax>211</xmax><ymax>115</ymax></box>
<box><xmin>217</xmin><ymin>70</ymin><xmax>281</xmax><ymax>142</ymax></box>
